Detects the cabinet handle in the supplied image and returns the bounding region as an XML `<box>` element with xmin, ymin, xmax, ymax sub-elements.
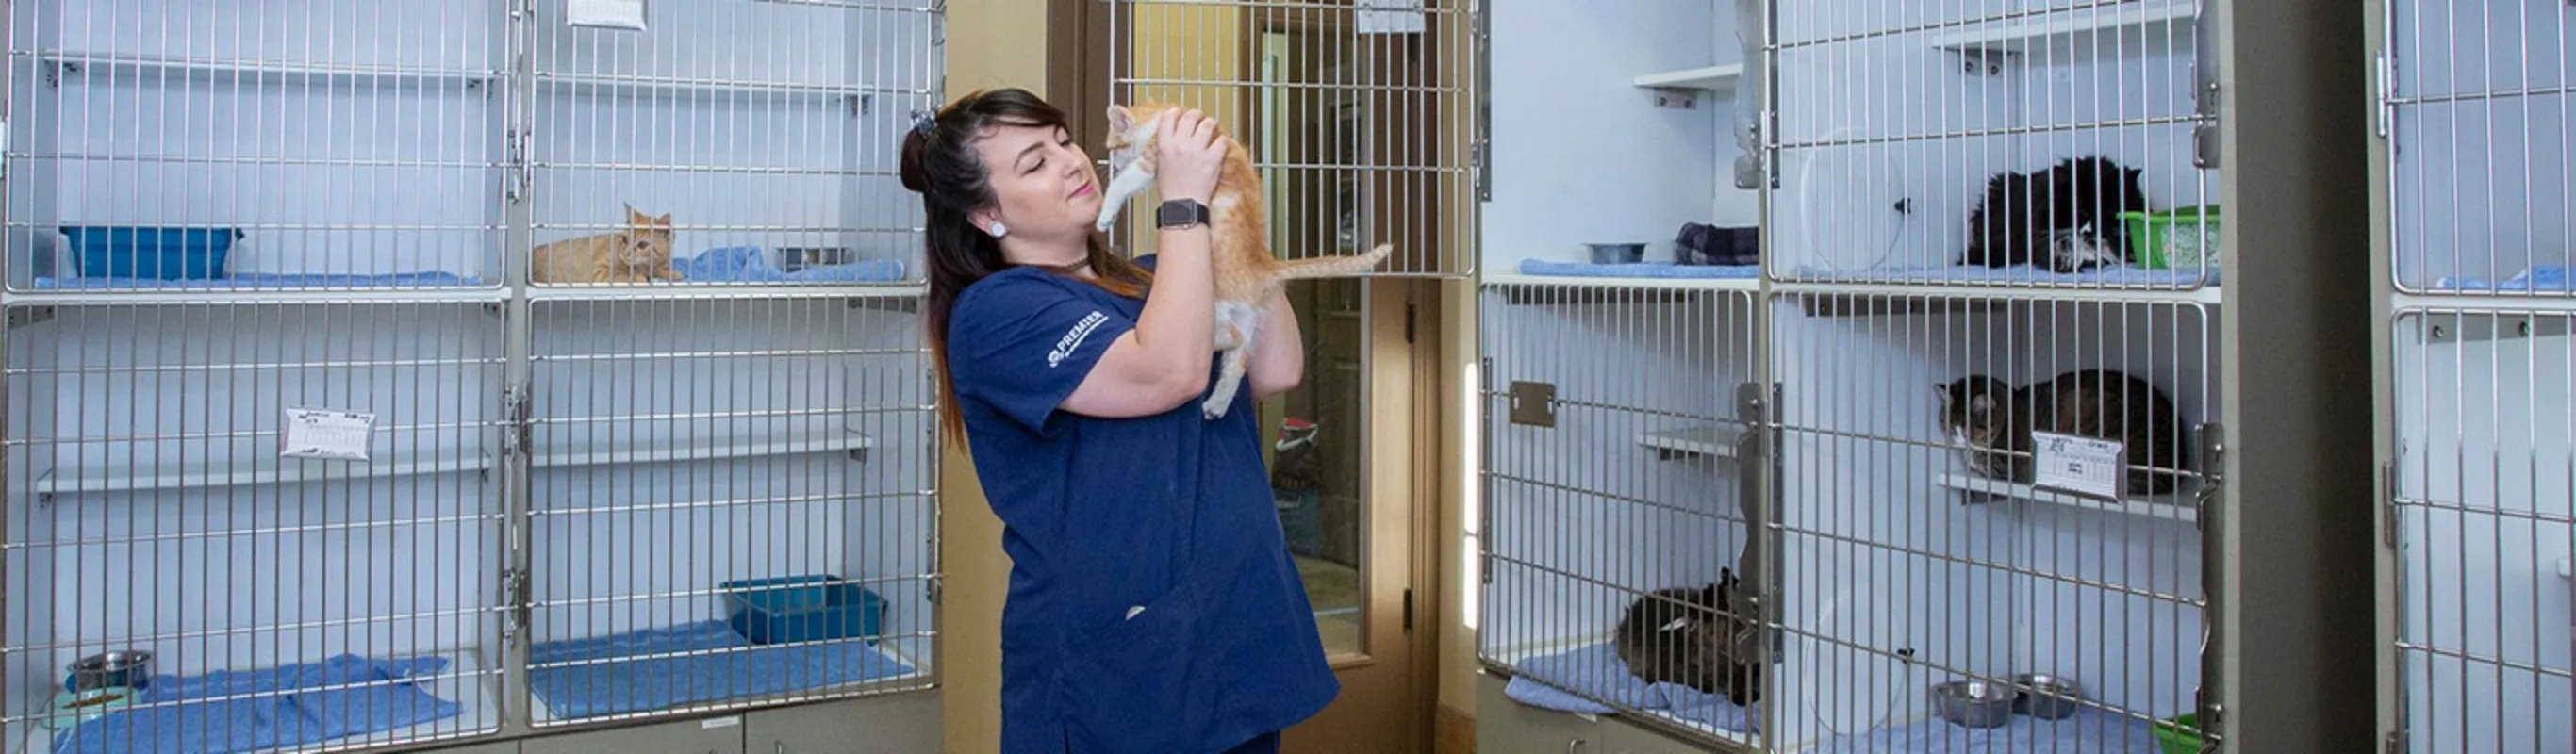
<box><xmin>776</xmin><ymin>744</ymin><xmax>786</xmax><ymax>754</ymax></box>
<box><xmin>1564</xmin><ymin>740</ymin><xmax>1586</xmax><ymax>754</ymax></box>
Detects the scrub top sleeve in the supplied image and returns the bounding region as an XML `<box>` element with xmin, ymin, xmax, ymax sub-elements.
<box><xmin>949</xmin><ymin>273</ymin><xmax>1140</xmax><ymax>434</ymax></box>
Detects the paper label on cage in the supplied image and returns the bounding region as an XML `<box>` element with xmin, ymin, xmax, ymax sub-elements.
<box><xmin>1356</xmin><ymin>0</ymin><xmax>1426</xmax><ymax>34</ymax></box>
<box><xmin>2030</xmin><ymin>431</ymin><xmax>2124</xmax><ymax>500</ymax></box>
<box><xmin>569</xmin><ymin>0</ymin><xmax>648</xmax><ymax>30</ymax></box>
<box><xmin>280</xmin><ymin>408</ymin><xmax>374</xmax><ymax>462</ymax></box>
<box><xmin>700</xmin><ymin>716</ymin><xmax>739</xmax><ymax>729</ymax></box>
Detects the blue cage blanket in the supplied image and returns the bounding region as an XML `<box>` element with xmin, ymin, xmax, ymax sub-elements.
<box><xmin>52</xmin><ymin>654</ymin><xmax>463</xmax><ymax>754</ymax></box>
<box><xmin>1498</xmin><ymin>642</ymin><xmax>1759</xmax><ymax>734</ymax></box>
<box><xmin>528</xmin><ymin>619</ymin><xmax>916</xmax><ymax>720</ymax></box>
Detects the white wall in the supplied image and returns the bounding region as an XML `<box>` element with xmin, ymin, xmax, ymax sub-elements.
<box><xmin>1482</xmin><ymin>2</ymin><xmax>1728</xmax><ymax>268</ymax></box>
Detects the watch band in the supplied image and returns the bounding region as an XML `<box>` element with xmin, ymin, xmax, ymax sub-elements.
<box><xmin>1156</xmin><ymin>198</ymin><xmax>1210</xmax><ymax>229</ymax></box>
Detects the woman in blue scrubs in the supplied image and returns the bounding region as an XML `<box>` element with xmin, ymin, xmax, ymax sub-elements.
<box><xmin>900</xmin><ymin>88</ymin><xmax>1340</xmax><ymax>754</ymax></box>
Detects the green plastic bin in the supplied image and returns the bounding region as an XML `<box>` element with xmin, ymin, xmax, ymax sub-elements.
<box><xmin>2120</xmin><ymin>205</ymin><xmax>2221</xmax><ymax>270</ymax></box>
<box><xmin>2152</xmin><ymin>713</ymin><xmax>2204</xmax><ymax>754</ymax></box>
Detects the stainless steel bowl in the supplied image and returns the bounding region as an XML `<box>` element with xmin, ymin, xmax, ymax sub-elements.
<box><xmin>2011</xmin><ymin>672</ymin><xmax>2084</xmax><ymax>720</ymax></box>
<box><xmin>1585</xmin><ymin>242</ymin><xmax>1645</xmax><ymax>265</ymax></box>
<box><xmin>66</xmin><ymin>650</ymin><xmax>153</xmax><ymax>692</ymax></box>
<box><xmin>1931</xmin><ymin>680</ymin><xmax>2019</xmax><ymax>729</ymax></box>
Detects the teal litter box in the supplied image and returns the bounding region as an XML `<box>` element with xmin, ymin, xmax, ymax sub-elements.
<box><xmin>60</xmin><ymin>226</ymin><xmax>243</xmax><ymax>280</ymax></box>
<box><xmin>720</xmin><ymin>575</ymin><xmax>888</xmax><ymax>646</ymax></box>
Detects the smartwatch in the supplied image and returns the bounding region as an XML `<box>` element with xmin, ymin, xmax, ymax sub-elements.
<box><xmin>1156</xmin><ymin>198</ymin><xmax>1211</xmax><ymax>229</ymax></box>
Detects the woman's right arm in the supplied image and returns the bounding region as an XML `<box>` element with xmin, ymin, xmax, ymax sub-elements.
<box><xmin>1061</xmin><ymin>108</ymin><xmax>1230</xmax><ymax>418</ymax></box>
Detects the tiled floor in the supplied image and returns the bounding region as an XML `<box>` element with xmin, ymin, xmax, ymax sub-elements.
<box><xmin>1296</xmin><ymin>554</ymin><xmax>1364</xmax><ymax>654</ymax></box>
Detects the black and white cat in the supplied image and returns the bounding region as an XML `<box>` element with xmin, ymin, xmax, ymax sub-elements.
<box><xmin>1961</xmin><ymin>156</ymin><xmax>2151</xmax><ymax>273</ymax></box>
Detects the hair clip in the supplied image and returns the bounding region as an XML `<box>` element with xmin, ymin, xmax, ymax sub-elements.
<box><xmin>909</xmin><ymin>109</ymin><xmax>936</xmax><ymax>136</ymax></box>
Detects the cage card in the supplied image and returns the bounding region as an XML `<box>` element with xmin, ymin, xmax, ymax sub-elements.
<box><xmin>281</xmin><ymin>408</ymin><xmax>376</xmax><ymax>462</ymax></box>
<box><xmin>2031</xmin><ymin>430</ymin><xmax>2125</xmax><ymax>500</ymax></box>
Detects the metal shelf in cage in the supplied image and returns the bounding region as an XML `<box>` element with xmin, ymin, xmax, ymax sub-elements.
<box><xmin>533</xmin><ymin>72</ymin><xmax>911</xmax><ymax>105</ymax></box>
<box><xmin>0</xmin><ymin>287</ymin><xmax>516</xmax><ymax>308</ymax></box>
<box><xmin>1634</xmin><ymin>423</ymin><xmax>1744</xmax><ymax>462</ymax></box>
<box><xmin>1633</xmin><ymin>63</ymin><xmax>1742</xmax><ymax>93</ymax></box>
<box><xmin>531</xmin><ymin>429</ymin><xmax>877</xmax><ymax>467</ymax></box>
<box><xmin>25</xmin><ymin>50</ymin><xmax>504</xmax><ymax>90</ymax></box>
<box><xmin>1935</xmin><ymin>471</ymin><xmax>2201</xmax><ymax>524</ymax></box>
<box><xmin>29</xmin><ymin>450</ymin><xmax>498</xmax><ymax>498</ymax></box>
<box><xmin>9</xmin><ymin>648</ymin><xmax>504</xmax><ymax>754</ymax></box>
<box><xmin>1927</xmin><ymin>0</ymin><xmax>2199</xmax><ymax>57</ymax></box>
<box><xmin>1777</xmin><ymin>280</ymin><xmax>2222</xmax><ymax>317</ymax></box>
<box><xmin>1480</xmin><ymin>273</ymin><xmax>1759</xmax><ymax>306</ymax></box>
<box><xmin>523</xmin><ymin>283</ymin><xmax>927</xmax><ymax>305</ymax></box>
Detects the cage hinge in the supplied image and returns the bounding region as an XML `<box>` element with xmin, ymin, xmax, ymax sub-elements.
<box><xmin>2191</xmin><ymin>422</ymin><xmax>2225</xmax><ymax>531</ymax></box>
<box><xmin>926</xmin><ymin>576</ymin><xmax>942</xmax><ymax>606</ymax></box>
<box><xmin>502</xmin><ymin>385</ymin><xmax>533</xmax><ymax>459</ymax></box>
<box><xmin>503</xmin><ymin>567</ymin><xmax>533</xmax><ymax>631</ymax></box>
<box><xmin>2190</xmin><ymin>6</ymin><xmax>2222</xmax><ymax>170</ymax></box>
<box><xmin>0</xmin><ymin>122</ymin><xmax>10</xmax><ymax>182</ymax></box>
<box><xmin>2380</xmin><ymin>461</ymin><xmax>2400</xmax><ymax>548</ymax></box>
<box><xmin>2384</xmin><ymin>730</ymin><xmax>2403</xmax><ymax>754</ymax></box>
<box><xmin>2373</xmin><ymin>50</ymin><xmax>2396</xmax><ymax>139</ymax></box>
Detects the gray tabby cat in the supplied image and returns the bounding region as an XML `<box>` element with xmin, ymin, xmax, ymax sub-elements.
<box><xmin>1612</xmin><ymin>568</ymin><xmax>1761</xmax><ymax>706</ymax></box>
<box><xmin>1935</xmin><ymin>369</ymin><xmax>2186</xmax><ymax>496</ymax></box>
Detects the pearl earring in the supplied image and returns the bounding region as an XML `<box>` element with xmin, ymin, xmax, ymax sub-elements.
<box><xmin>988</xmin><ymin>222</ymin><xmax>1008</xmax><ymax>238</ymax></box>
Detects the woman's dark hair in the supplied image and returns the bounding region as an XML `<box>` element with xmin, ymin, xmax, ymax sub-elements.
<box><xmin>901</xmin><ymin>88</ymin><xmax>1154</xmax><ymax>448</ymax></box>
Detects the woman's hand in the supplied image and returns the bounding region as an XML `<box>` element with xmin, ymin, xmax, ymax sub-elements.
<box><xmin>1154</xmin><ymin>108</ymin><xmax>1229</xmax><ymax>205</ymax></box>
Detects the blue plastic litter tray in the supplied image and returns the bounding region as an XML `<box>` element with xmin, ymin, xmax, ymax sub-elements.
<box><xmin>720</xmin><ymin>575</ymin><xmax>888</xmax><ymax>646</ymax></box>
<box><xmin>60</xmin><ymin>226</ymin><xmax>243</xmax><ymax>281</ymax></box>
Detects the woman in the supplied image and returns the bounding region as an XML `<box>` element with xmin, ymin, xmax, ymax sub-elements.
<box><xmin>900</xmin><ymin>88</ymin><xmax>1340</xmax><ymax>754</ymax></box>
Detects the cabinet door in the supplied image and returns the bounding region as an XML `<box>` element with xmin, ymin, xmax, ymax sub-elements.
<box><xmin>1476</xmin><ymin>673</ymin><xmax>1615</xmax><ymax>754</ymax></box>
<box><xmin>1606</xmin><ymin>721</ymin><xmax>1725</xmax><ymax>754</ymax></box>
<box><xmin>522</xmin><ymin>715</ymin><xmax>747</xmax><ymax>754</ymax></box>
<box><xmin>424</xmin><ymin>742</ymin><xmax>521</xmax><ymax>754</ymax></box>
<box><xmin>746</xmin><ymin>694</ymin><xmax>942</xmax><ymax>754</ymax></box>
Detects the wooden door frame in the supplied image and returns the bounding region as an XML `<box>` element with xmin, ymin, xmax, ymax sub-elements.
<box><xmin>1045</xmin><ymin>3</ymin><xmax>1450</xmax><ymax>750</ymax></box>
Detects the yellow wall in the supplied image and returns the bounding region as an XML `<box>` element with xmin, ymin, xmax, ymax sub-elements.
<box><xmin>936</xmin><ymin>2</ymin><xmax>1049</xmax><ymax>752</ymax></box>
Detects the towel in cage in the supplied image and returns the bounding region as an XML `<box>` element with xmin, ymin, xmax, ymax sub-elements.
<box><xmin>1515</xmin><ymin>258</ymin><xmax>1762</xmax><ymax>280</ymax></box>
<box><xmin>665</xmin><ymin>246</ymin><xmax>906</xmax><ymax>283</ymax></box>
<box><xmin>2433</xmin><ymin>264</ymin><xmax>2568</xmax><ymax>293</ymax></box>
<box><xmin>1790</xmin><ymin>262</ymin><xmax>2221</xmax><ymax>287</ymax></box>
<box><xmin>51</xmin><ymin>654</ymin><xmax>463</xmax><ymax>754</ymax></box>
<box><xmin>1802</xmin><ymin>707</ymin><xmax>2161</xmax><ymax>753</ymax></box>
<box><xmin>33</xmin><ymin>270</ymin><xmax>483</xmax><ymax>290</ymax></box>
<box><xmin>527</xmin><ymin>618</ymin><xmax>916</xmax><ymax>720</ymax></box>
<box><xmin>1498</xmin><ymin>642</ymin><xmax>1760</xmax><ymax>734</ymax></box>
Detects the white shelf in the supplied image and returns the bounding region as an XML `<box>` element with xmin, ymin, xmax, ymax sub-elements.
<box><xmin>532</xmin><ymin>430</ymin><xmax>875</xmax><ymax>468</ymax></box>
<box><xmin>1929</xmin><ymin>2</ymin><xmax>2200</xmax><ymax>55</ymax></box>
<box><xmin>537</xmin><ymin>72</ymin><xmax>902</xmax><ymax>103</ymax></box>
<box><xmin>1775</xmin><ymin>280</ymin><xmax>2223</xmax><ymax>309</ymax></box>
<box><xmin>1633</xmin><ymin>63</ymin><xmax>1742</xmax><ymax>92</ymax></box>
<box><xmin>26</xmin><ymin>51</ymin><xmax>499</xmax><ymax>90</ymax></box>
<box><xmin>1635</xmin><ymin>424</ymin><xmax>1744</xmax><ymax>460</ymax></box>
<box><xmin>1482</xmin><ymin>272</ymin><xmax>1760</xmax><ymax>293</ymax></box>
<box><xmin>526</xmin><ymin>282</ymin><xmax>925</xmax><ymax>303</ymax></box>
<box><xmin>1937</xmin><ymin>472</ymin><xmax>2200</xmax><ymax>523</ymax></box>
<box><xmin>3</xmin><ymin>287</ymin><xmax>509</xmax><ymax>307</ymax></box>
<box><xmin>32</xmin><ymin>450</ymin><xmax>493</xmax><ymax>496</ymax></box>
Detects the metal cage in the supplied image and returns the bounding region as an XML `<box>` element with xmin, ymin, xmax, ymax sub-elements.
<box><xmin>1</xmin><ymin>2</ymin><xmax>942</xmax><ymax>751</ymax></box>
<box><xmin>2377</xmin><ymin>2</ymin><xmax>2576</xmax><ymax>752</ymax></box>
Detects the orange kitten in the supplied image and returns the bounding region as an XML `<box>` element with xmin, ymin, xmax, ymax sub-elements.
<box><xmin>532</xmin><ymin>204</ymin><xmax>682</xmax><ymax>284</ymax></box>
<box><xmin>1094</xmin><ymin>102</ymin><xmax>1395</xmax><ymax>419</ymax></box>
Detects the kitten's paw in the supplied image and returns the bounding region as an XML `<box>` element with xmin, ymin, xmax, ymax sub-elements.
<box><xmin>1200</xmin><ymin>398</ymin><xmax>1230</xmax><ymax>419</ymax></box>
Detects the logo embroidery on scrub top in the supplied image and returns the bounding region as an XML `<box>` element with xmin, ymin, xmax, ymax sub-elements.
<box><xmin>1049</xmin><ymin>310</ymin><xmax>1109</xmax><ymax>368</ymax></box>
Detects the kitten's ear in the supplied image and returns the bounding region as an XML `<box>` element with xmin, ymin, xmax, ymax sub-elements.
<box><xmin>1105</xmin><ymin>105</ymin><xmax>1132</xmax><ymax>132</ymax></box>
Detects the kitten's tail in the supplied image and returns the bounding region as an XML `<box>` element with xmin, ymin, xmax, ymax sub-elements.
<box><xmin>1271</xmin><ymin>242</ymin><xmax>1395</xmax><ymax>280</ymax></box>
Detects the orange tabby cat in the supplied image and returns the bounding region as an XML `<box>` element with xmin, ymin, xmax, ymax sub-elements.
<box><xmin>531</xmin><ymin>204</ymin><xmax>683</xmax><ymax>284</ymax></box>
<box><xmin>1094</xmin><ymin>102</ymin><xmax>1395</xmax><ymax>419</ymax></box>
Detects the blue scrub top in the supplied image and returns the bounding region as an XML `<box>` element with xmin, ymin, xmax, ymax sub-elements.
<box><xmin>945</xmin><ymin>254</ymin><xmax>1340</xmax><ymax>754</ymax></box>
